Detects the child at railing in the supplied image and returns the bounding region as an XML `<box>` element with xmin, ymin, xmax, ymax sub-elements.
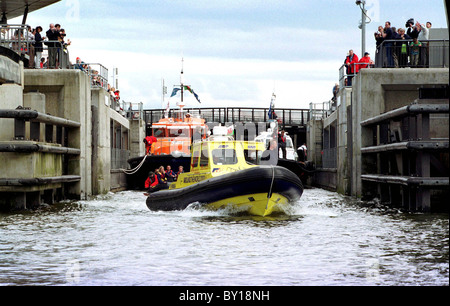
<box><xmin>410</xmin><ymin>37</ymin><xmax>422</xmax><ymax>67</ymax></box>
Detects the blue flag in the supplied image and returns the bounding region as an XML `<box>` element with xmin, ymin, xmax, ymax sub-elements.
<box><xmin>170</xmin><ymin>88</ymin><xmax>181</xmax><ymax>97</ymax></box>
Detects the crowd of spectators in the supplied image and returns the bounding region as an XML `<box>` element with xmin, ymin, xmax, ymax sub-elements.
<box><xmin>374</xmin><ymin>18</ymin><xmax>432</xmax><ymax>68</ymax></box>
<box><xmin>2</xmin><ymin>22</ymin><xmax>126</xmax><ymax>116</ymax></box>
<box><xmin>27</xmin><ymin>23</ymin><xmax>71</xmax><ymax>69</ymax></box>
<box><xmin>340</xmin><ymin>17</ymin><xmax>433</xmax><ymax>89</ymax></box>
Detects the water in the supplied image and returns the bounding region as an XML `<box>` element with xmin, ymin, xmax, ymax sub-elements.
<box><xmin>0</xmin><ymin>188</ymin><xmax>448</xmax><ymax>286</ymax></box>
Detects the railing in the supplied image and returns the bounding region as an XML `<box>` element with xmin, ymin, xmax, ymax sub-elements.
<box><xmin>0</xmin><ymin>106</ymin><xmax>82</xmax><ymax>186</ymax></box>
<box><xmin>360</xmin><ymin>100</ymin><xmax>449</xmax><ymax>212</ymax></box>
<box><xmin>309</xmin><ymin>101</ymin><xmax>335</xmax><ymax>120</ymax></box>
<box><xmin>124</xmin><ymin>102</ymin><xmax>144</xmax><ymax>120</ymax></box>
<box><xmin>143</xmin><ymin>107</ymin><xmax>310</xmax><ymax>127</ymax></box>
<box><xmin>339</xmin><ymin>62</ymin><xmax>374</xmax><ymax>89</ymax></box>
<box><xmin>375</xmin><ymin>39</ymin><xmax>449</xmax><ymax>68</ymax></box>
<box><xmin>0</xmin><ymin>24</ymin><xmax>32</xmax><ymax>58</ymax></box>
<box><xmin>0</xmin><ymin>24</ymin><xmax>72</xmax><ymax>69</ymax></box>
<box><xmin>80</xmin><ymin>63</ymin><xmax>109</xmax><ymax>91</ymax></box>
<box><xmin>338</xmin><ymin>39</ymin><xmax>449</xmax><ymax>89</ymax></box>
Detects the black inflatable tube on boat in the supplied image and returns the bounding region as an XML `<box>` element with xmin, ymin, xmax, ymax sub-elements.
<box><xmin>146</xmin><ymin>166</ymin><xmax>303</xmax><ymax>211</ymax></box>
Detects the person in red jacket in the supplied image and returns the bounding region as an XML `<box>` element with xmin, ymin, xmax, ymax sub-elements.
<box><xmin>358</xmin><ymin>52</ymin><xmax>374</xmax><ymax>69</ymax></box>
<box><xmin>143</xmin><ymin>136</ymin><xmax>157</xmax><ymax>155</ymax></box>
<box><xmin>145</xmin><ymin>171</ymin><xmax>159</xmax><ymax>192</ymax></box>
<box><xmin>345</xmin><ymin>49</ymin><xmax>359</xmax><ymax>86</ymax></box>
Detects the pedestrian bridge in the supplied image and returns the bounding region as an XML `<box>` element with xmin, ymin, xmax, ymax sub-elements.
<box><xmin>143</xmin><ymin>107</ymin><xmax>312</xmax><ymax>128</ymax></box>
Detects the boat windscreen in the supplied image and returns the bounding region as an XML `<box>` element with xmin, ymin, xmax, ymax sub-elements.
<box><xmin>168</xmin><ymin>128</ymin><xmax>190</xmax><ymax>137</ymax></box>
<box><xmin>153</xmin><ymin>128</ymin><xmax>165</xmax><ymax>137</ymax></box>
<box><xmin>212</xmin><ymin>149</ymin><xmax>238</xmax><ymax>165</ymax></box>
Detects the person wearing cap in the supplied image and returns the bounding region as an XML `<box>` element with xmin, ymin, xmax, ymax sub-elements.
<box><xmin>358</xmin><ymin>52</ymin><xmax>374</xmax><ymax>70</ymax></box>
<box><xmin>74</xmin><ymin>57</ymin><xmax>84</xmax><ymax>71</ymax></box>
<box><xmin>358</xmin><ymin>52</ymin><xmax>374</xmax><ymax>69</ymax></box>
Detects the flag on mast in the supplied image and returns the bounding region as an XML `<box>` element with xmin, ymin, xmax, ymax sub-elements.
<box><xmin>184</xmin><ymin>86</ymin><xmax>201</xmax><ymax>103</ymax></box>
<box><xmin>268</xmin><ymin>93</ymin><xmax>276</xmax><ymax>119</ymax></box>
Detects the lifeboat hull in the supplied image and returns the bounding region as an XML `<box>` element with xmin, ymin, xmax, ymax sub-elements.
<box><xmin>146</xmin><ymin>166</ymin><xmax>303</xmax><ymax>216</ymax></box>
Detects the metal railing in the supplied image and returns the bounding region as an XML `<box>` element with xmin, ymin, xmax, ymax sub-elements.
<box><xmin>338</xmin><ymin>39</ymin><xmax>449</xmax><ymax>89</ymax></box>
<box><xmin>339</xmin><ymin>62</ymin><xmax>374</xmax><ymax>89</ymax></box>
<box><xmin>80</xmin><ymin>63</ymin><xmax>109</xmax><ymax>90</ymax></box>
<box><xmin>124</xmin><ymin>102</ymin><xmax>144</xmax><ymax>120</ymax></box>
<box><xmin>143</xmin><ymin>107</ymin><xmax>310</xmax><ymax>127</ymax></box>
<box><xmin>0</xmin><ymin>24</ymin><xmax>72</xmax><ymax>69</ymax></box>
<box><xmin>375</xmin><ymin>39</ymin><xmax>449</xmax><ymax>68</ymax></box>
<box><xmin>0</xmin><ymin>24</ymin><xmax>32</xmax><ymax>58</ymax></box>
<box><xmin>309</xmin><ymin>101</ymin><xmax>335</xmax><ymax>120</ymax></box>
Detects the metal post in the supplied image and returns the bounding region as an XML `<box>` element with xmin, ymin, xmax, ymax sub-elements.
<box><xmin>361</xmin><ymin>2</ymin><xmax>366</xmax><ymax>56</ymax></box>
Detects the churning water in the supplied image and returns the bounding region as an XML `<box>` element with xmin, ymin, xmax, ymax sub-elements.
<box><xmin>0</xmin><ymin>188</ymin><xmax>448</xmax><ymax>286</ymax></box>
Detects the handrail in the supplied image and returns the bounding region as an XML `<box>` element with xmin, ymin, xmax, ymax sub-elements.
<box><xmin>360</xmin><ymin>104</ymin><xmax>449</xmax><ymax>127</ymax></box>
<box><xmin>0</xmin><ymin>108</ymin><xmax>81</xmax><ymax>128</ymax></box>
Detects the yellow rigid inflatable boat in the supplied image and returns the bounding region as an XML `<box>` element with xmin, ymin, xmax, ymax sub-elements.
<box><xmin>146</xmin><ymin>133</ymin><xmax>303</xmax><ymax>217</ymax></box>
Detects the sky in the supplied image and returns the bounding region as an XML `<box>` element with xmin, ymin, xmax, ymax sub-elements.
<box><xmin>11</xmin><ymin>0</ymin><xmax>448</xmax><ymax>110</ymax></box>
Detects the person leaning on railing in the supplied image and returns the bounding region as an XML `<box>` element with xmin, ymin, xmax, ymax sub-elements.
<box><xmin>358</xmin><ymin>52</ymin><xmax>374</xmax><ymax>69</ymax></box>
<box><xmin>396</xmin><ymin>28</ymin><xmax>411</xmax><ymax>68</ymax></box>
<box><xmin>45</xmin><ymin>24</ymin><xmax>60</xmax><ymax>69</ymax></box>
<box><xmin>410</xmin><ymin>37</ymin><xmax>422</xmax><ymax>67</ymax></box>
<box><xmin>345</xmin><ymin>49</ymin><xmax>359</xmax><ymax>86</ymax></box>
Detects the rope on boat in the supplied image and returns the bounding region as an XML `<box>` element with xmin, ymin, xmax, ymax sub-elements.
<box><xmin>266</xmin><ymin>165</ymin><xmax>276</xmax><ymax>209</ymax></box>
<box><xmin>121</xmin><ymin>155</ymin><xmax>148</xmax><ymax>175</ymax></box>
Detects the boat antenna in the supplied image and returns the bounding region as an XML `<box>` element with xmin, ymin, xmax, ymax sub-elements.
<box><xmin>181</xmin><ymin>57</ymin><xmax>184</xmax><ymax>104</ymax></box>
<box><xmin>178</xmin><ymin>57</ymin><xmax>185</xmax><ymax>120</ymax></box>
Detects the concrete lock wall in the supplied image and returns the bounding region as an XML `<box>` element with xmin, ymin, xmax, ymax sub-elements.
<box><xmin>0</xmin><ymin>55</ymin><xmax>22</xmax><ymax>85</ymax></box>
<box><xmin>91</xmin><ymin>88</ymin><xmax>112</xmax><ymax>195</ymax></box>
<box><xmin>24</xmin><ymin>69</ymin><xmax>92</xmax><ymax>199</ymax></box>
<box><xmin>0</xmin><ymin>83</ymin><xmax>23</xmax><ymax>140</ymax></box>
<box><xmin>351</xmin><ymin>68</ymin><xmax>449</xmax><ymax>198</ymax></box>
<box><xmin>312</xmin><ymin>68</ymin><xmax>449</xmax><ymax>197</ymax></box>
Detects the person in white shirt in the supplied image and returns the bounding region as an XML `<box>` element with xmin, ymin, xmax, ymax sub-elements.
<box><xmin>297</xmin><ymin>143</ymin><xmax>307</xmax><ymax>162</ymax></box>
<box><xmin>418</xmin><ymin>21</ymin><xmax>432</xmax><ymax>67</ymax></box>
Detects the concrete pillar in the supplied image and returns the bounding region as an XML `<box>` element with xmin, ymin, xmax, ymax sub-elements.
<box><xmin>0</xmin><ymin>83</ymin><xmax>23</xmax><ymax>140</ymax></box>
<box><xmin>23</xmin><ymin>92</ymin><xmax>46</xmax><ymax>141</ymax></box>
<box><xmin>130</xmin><ymin>119</ymin><xmax>146</xmax><ymax>158</ymax></box>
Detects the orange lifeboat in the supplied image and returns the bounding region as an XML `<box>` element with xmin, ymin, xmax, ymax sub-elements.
<box><xmin>150</xmin><ymin>114</ymin><xmax>208</xmax><ymax>156</ymax></box>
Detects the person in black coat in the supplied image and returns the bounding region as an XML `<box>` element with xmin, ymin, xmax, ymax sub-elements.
<box><xmin>406</xmin><ymin>18</ymin><xmax>420</xmax><ymax>39</ymax></box>
<box><xmin>46</xmin><ymin>24</ymin><xmax>60</xmax><ymax>68</ymax></box>
<box><xmin>34</xmin><ymin>26</ymin><xmax>45</xmax><ymax>68</ymax></box>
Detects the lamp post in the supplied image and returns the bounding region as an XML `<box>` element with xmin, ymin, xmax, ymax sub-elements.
<box><xmin>356</xmin><ymin>1</ymin><xmax>371</xmax><ymax>56</ymax></box>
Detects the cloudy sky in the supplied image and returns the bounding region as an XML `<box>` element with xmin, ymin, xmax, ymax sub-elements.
<box><xmin>11</xmin><ymin>0</ymin><xmax>448</xmax><ymax>109</ymax></box>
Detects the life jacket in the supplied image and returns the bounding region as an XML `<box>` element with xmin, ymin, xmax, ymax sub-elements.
<box><xmin>156</xmin><ymin>172</ymin><xmax>167</xmax><ymax>184</ymax></box>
